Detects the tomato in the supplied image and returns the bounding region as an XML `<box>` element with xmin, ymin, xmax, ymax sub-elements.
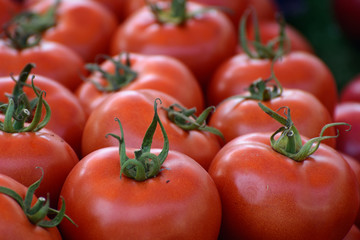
<box><xmin>0</xmin><ymin>0</ymin><xmax>21</xmax><ymax>33</ymax></box>
<box><xmin>207</xmin><ymin>51</ymin><xmax>338</xmax><ymax>116</ymax></box>
<box><xmin>208</xmin><ymin>127</ymin><xmax>359</xmax><ymax>239</ymax></box>
<box><xmin>60</xmin><ymin>101</ymin><xmax>221</xmax><ymax>239</ymax></box>
<box><xmin>82</xmin><ymin>89</ymin><xmax>221</xmax><ymax>170</ymax></box>
<box><xmin>24</xmin><ymin>0</ymin><xmax>118</xmax><ymax>62</ymax></box>
<box><xmin>334</xmin><ymin>102</ymin><xmax>360</xmax><ymax>162</ymax></box>
<box><xmin>209</xmin><ymin>87</ymin><xmax>336</xmax><ymax>147</ymax></box>
<box><xmin>89</xmin><ymin>0</ymin><xmax>127</xmax><ymax>22</ymax></box>
<box><xmin>0</xmin><ymin>174</ymin><xmax>62</xmax><ymax>239</ymax></box>
<box><xmin>0</xmin><ymin>63</ymin><xmax>86</xmax><ymax>156</ymax></box>
<box><xmin>340</xmin><ymin>74</ymin><xmax>360</xmax><ymax>102</ymax></box>
<box><xmin>0</xmin><ymin>39</ymin><xmax>85</xmax><ymax>91</ymax></box>
<box><xmin>110</xmin><ymin>0</ymin><xmax>237</xmax><ymax>87</ymax></box>
<box><xmin>342</xmin><ymin>153</ymin><xmax>360</xmax><ymax>229</ymax></box>
<box><xmin>243</xmin><ymin>19</ymin><xmax>314</xmax><ymax>54</ymax></box>
<box><xmin>76</xmin><ymin>52</ymin><xmax>204</xmax><ymax>118</ymax></box>
<box><xmin>247</xmin><ymin>0</ymin><xmax>278</xmax><ymax>21</ymax></box>
<box><xmin>0</xmin><ymin>82</ymin><xmax>79</xmax><ymax>207</ymax></box>
<box><xmin>344</xmin><ymin>225</ymin><xmax>360</xmax><ymax>240</ymax></box>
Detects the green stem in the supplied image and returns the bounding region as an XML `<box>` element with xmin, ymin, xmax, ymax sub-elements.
<box><xmin>106</xmin><ymin>98</ymin><xmax>169</xmax><ymax>181</ymax></box>
<box><xmin>258</xmin><ymin>102</ymin><xmax>351</xmax><ymax>161</ymax></box>
<box><xmin>0</xmin><ymin>167</ymin><xmax>75</xmax><ymax>228</ymax></box>
<box><xmin>162</xmin><ymin>103</ymin><xmax>224</xmax><ymax>141</ymax></box>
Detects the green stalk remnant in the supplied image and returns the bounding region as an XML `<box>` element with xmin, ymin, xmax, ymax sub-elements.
<box><xmin>162</xmin><ymin>103</ymin><xmax>224</xmax><ymax>141</ymax></box>
<box><xmin>85</xmin><ymin>53</ymin><xmax>138</xmax><ymax>92</ymax></box>
<box><xmin>0</xmin><ymin>63</ymin><xmax>51</xmax><ymax>133</ymax></box>
<box><xmin>258</xmin><ymin>102</ymin><xmax>351</xmax><ymax>161</ymax></box>
<box><xmin>107</xmin><ymin>98</ymin><xmax>169</xmax><ymax>181</ymax></box>
<box><xmin>0</xmin><ymin>167</ymin><xmax>76</xmax><ymax>228</ymax></box>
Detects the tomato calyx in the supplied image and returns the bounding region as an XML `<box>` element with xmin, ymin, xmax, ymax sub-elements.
<box><xmin>240</xmin><ymin>8</ymin><xmax>289</xmax><ymax>60</ymax></box>
<box><xmin>162</xmin><ymin>103</ymin><xmax>224</xmax><ymax>140</ymax></box>
<box><xmin>148</xmin><ymin>0</ymin><xmax>210</xmax><ymax>25</ymax></box>
<box><xmin>85</xmin><ymin>53</ymin><xmax>138</xmax><ymax>92</ymax></box>
<box><xmin>258</xmin><ymin>102</ymin><xmax>351</xmax><ymax>161</ymax></box>
<box><xmin>227</xmin><ymin>64</ymin><xmax>283</xmax><ymax>102</ymax></box>
<box><xmin>3</xmin><ymin>0</ymin><xmax>59</xmax><ymax>49</ymax></box>
<box><xmin>0</xmin><ymin>167</ymin><xmax>76</xmax><ymax>228</ymax></box>
<box><xmin>0</xmin><ymin>63</ymin><xmax>51</xmax><ymax>133</ymax></box>
<box><xmin>107</xmin><ymin>98</ymin><xmax>169</xmax><ymax>181</ymax></box>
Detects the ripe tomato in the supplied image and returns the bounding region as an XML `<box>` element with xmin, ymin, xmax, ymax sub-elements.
<box><xmin>0</xmin><ymin>174</ymin><xmax>62</xmax><ymax>239</ymax></box>
<box><xmin>208</xmin><ymin>131</ymin><xmax>359</xmax><ymax>240</ymax></box>
<box><xmin>207</xmin><ymin>51</ymin><xmax>338</xmax><ymax>116</ymax></box>
<box><xmin>0</xmin><ymin>63</ymin><xmax>86</xmax><ymax>156</ymax></box>
<box><xmin>110</xmin><ymin>0</ymin><xmax>237</xmax><ymax>87</ymax></box>
<box><xmin>76</xmin><ymin>52</ymin><xmax>204</xmax><ymax>118</ymax></box>
<box><xmin>334</xmin><ymin>102</ymin><xmax>360</xmax><ymax>161</ymax></box>
<box><xmin>89</xmin><ymin>0</ymin><xmax>127</xmax><ymax>22</ymax></box>
<box><xmin>82</xmin><ymin>89</ymin><xmax>221</xmax><ymax>170</ymax></box>
<box><xmin>60</xmin><ymin>102</ymin><xmax>221</xmax><ymax>239</ymax></box>
<box><xmin>25</xmin><ymin>0</ymin><xmax>118</xmax><ymax>61</ymax></box>
<box><xmin>340</xmin><ymin>74</ymin><xmax>360</xmax><ymax>102</ymax></box>
<box><xmin>209</xmin><ymin>88</ymin><xmax>336</xmax><ymax>147</ymax></box>
<box><xmin>243</xmin><ymin>19</ymin><xmax>314</xmax><ymax>54</ymax></box>
<box><xmin>0</xmin><ymin>39</ymin><xmax>85</xmax><ymax>91</ymax></box>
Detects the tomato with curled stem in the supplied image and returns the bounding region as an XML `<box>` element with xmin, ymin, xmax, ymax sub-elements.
<box><xmin>207</xmin><ymin>12</ymin><xmax>337</xmax><ymax>115</ymax></box>
<box><xmin>0</xmin><ymin>63</ymin><xmax>86</xmax><ymax>156</ymax></box>
<box><xmin>209</xmin><ymin>72</ymin><xmax>336</xmax><ymax>147</ymax></box>
<box><xmin>76</xmin><ymin>52</ymin><xmax>204</xmax><ymax>118</ymax></box>
<box><xmin>208</xmin><ymin>103</ymin><xmax>359</xmax><ymax>240</ymax></box>
<box><xmin>82</xmin><ymin>89</ymin><xmax>221</xmax><ymax>170</ymax></box>
<box><xmin>110</xmin><ymin>0</ymin><xmax>237</xmax><ymax>87</ymax></box>
<box><xmin>60</xmin><ymin>99</ymin><xmax>221</xmax><ymax>239</ymax></box>
<box><xmin>0</xmin><ymin>79</ymin><xmax>79</xmax><ymax>207</ymax></box>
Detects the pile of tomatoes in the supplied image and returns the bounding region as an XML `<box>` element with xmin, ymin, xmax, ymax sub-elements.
<box><xmin>0</xmin><ymin>0</ymin><xmax>360</xmax><ymax>239</ymax></box>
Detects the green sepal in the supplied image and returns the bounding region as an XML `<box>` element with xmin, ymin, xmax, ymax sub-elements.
<box><xmin>162</xmin><ymin>103</ymin><xmax>224</xmax><ymax>141</ymax></box>
<box><xmin>0</xmin><ymin>167</ymin><xmax>76</xmax><ymax>228</ymax></box>
<box><xmin>258</xmin><ymin>102</ymin><xmax>352</xmax><ymax>161</ymax></box>
<box><xmin>107</xmin><ymin>98</ymin><xmax>169</xmax><ymax>181</ymax></box>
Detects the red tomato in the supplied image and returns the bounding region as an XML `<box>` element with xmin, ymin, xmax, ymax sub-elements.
<box><xmin>59</xmin><ymin>147</ymin><xmax>221</xmax><ymax>239</ymax></box>
<box><xmin>334</xmin><ymin>102</ymin><xmax>360</xmax><ymax>161</ymax></box>
<box><xmin>207</xmin><ymin>51</ymin><xmax>338</xmax><ymax>116</ymax></box>
<box><xmin>89</xmin><ymin>0</ymin><xmax>127</xmax><ymax>22</ymax></box>
<box><xmin>0</xmin><ymin>174</ymin><xmax>62</xmax><ymax>239</ymax></box>
<box><xmin>0</xmin><ymin>129</ymin><xmax>79</xmax><ymax>207</ymax></box>
<box><xmin>343</xmin><ymin>225</ymin><xmax>360</xmax><ymax>240</ymax></box>
<box><xmin>340</xmin><ymin>74</ymin><xmax>360</xmax><ymax>102</ymax></box>
<box><xmin>243</xmin><ymin>19</ymin><xmax>314</xmax><ymax>54</ymax></box>
<box><xmin>0</xmin><ymin>65</ymin><xmax>86</xmax><ymax>156</ymax></box>
<box><xmin>0</xmin><ymin>39</ymin><xmax>85</xmax><ymax>91</ymax></box>
<box><xmin>342</xmin><ymin>153</ymin><xmax>360</xmax><ymax>229</ymax></box>
<box><xmin>208</xmin><ymin>132</ymin><xmax>359</xmax><ymax>240</ymax></box>
<box><xmin>110</xmin><ymin>0</ymin><xmax>237</xmax><ymax>87</ymax></box>
<box><xmin>82</xmin><ymin>89</ymin><xmax>221</xmax><ymax>169</ymax></box>
<box><xmin>209</xmin><ymin>88</ymin><xmax>336</xmax><ymax>147</ymax></box>
<box><xmin>76</xmin><ymin>53</ymin><xmax>205</xmax><ymax>118</ymax></box>
<box><xmin>27</xmin><ymin>0</ymin><xmax>118</xmax><ymax>61</ymax></box>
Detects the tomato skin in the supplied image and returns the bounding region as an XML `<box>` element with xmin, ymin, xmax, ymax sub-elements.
<box><xmin>76</xmin><ymin>53</ymin><xmax>205</xmax><ymax>118</ymax></box>
<box><xmin>343</xmin><ymin>225</ymin><xmax>360</xmax><ymax>240</ymax></box>
<box><xmin>208</xmin><ymin>132</ymin><xmax>359</xmax><ymax>240</ymax></box>
<box><xmin>0</xmin><ymin>40</ymin><xmax>85</xmax><ymax>91</ymax></box>
<box><xmin>29</xmin><ymin>0</ymin><xmax>118</xmax><ymax>61</ymax></box>
<box><xmin>209</xmin><ymin>89</ymin><xmax>336</xmax><ymax>147</ymax></box>
<box><xmin>334</xmin><ymin>102</ymin><xmax>360</xmax><ymax>162</ymax></box>
<box><xmin>0</xmin><ymin>74</ymin><xmax>86</xmax><ymax>157</ymax></box>
<box><xmin>89</xmin><ymin>0</ymin><xmax>127</xmax><ymax>22</ymax></box>
<box><xmin>59</xmin><ymin>147</ymin><xmax>222</xmax><ymax>240</ymax></box>
<box><xmin>82</xmin><ymin>89</ymin><xmax>220</xmax><ymax>170</ymax></box>
<box><xmin>247</xmin><ymin>0</ymin><xmax>277</xmax><ymax>21</ymax></box>
<box><xmin>340</xmin><ymin>74</ymin><xmax>360</xmax><ymax>102</ymax></box>
<box><xmin>0</xmin><ymin>174</ymin><xmax>61</xmax><ymax>239</ymax></box>
<box><xmin>0</xmin><ymin>130</ymin><xmax>79</xmax><ymax>207</ymax></box>
<box><xmin>0</xmin><ymin>0</ymin><xmax>21</xmax><ymax>32</ymax></box>
<box><xmin>110</xmin><ymin>2</ymin><xmax>237</xmax><ymax>87</ymax></box>
<box><xmin>207</xmin><ymin>51</ymin><xmax>338</xmax><ymax>115</ymax></box>
<box><xmin>243</xmin><ymin>20</ymin><xmax>314</xmax><ymax>54</ymax></box>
